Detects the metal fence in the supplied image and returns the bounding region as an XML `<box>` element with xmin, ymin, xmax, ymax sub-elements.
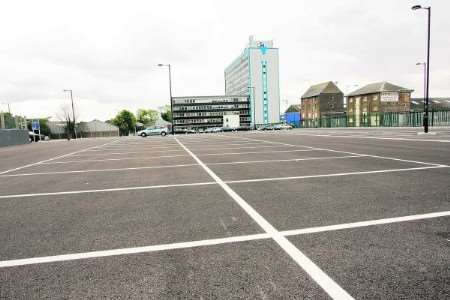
<box><xmin>301</xmin><ymin>110</ymin><xmax>450</xmax><ymax>128</ymax></box>
<box><xmin>0</xmin><ymin>113</ymin><xmax>27</xmax><ymax>130</ymax></box>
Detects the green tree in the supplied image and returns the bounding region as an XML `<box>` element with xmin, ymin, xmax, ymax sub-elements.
<box><xmin>160</xmin><ymin>105</ymin><xmax>172</xmax><ymax>122</ymax></box>
<box><xmin>136</xmin><ymin>108</ymin><xmax>159</xmax><ymax>127</ymax></box>
<box><xmin>112</xmin><ymin>110</ymin><xmax>136</xmax><ymax>136</ymax></box>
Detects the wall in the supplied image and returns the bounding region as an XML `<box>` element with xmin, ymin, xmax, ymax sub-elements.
<box><xmin>0</xmin><ymin>129</ymin><xmax>29</xmax><ymax>147</ymax></box>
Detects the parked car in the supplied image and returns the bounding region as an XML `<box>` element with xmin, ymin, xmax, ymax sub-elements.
<box><xmin>205</xmin><ymin>127</ymin><xmax>223</xmax><ymax>133</ymax></box>
<box><xmin>273</xmin><ymin>124</ymin><xmax>293</xmax><ymax>130</ymax></box>
<box><xmin>280</xmin><ymin>124</ymin><xmax>293</xmax><ymax>130</ymax></box>
<box><xmin>28</xmin><ymin>131</ymin><xmax>45</xmax><ymax>142</ymax></box>
<box><xmin>176</xmin><ymin>128</ymin><xmax>196</xmax><ymax>134</ymax></box>
<box><xmin>137</xmin><ymin>127</ymin><xmax>169</xmax><ymax>137</ymax></box>
<box><xmin>258</xmin><ymin>125</ymin><xmax>276</xmax><ymax>131</ymax></box>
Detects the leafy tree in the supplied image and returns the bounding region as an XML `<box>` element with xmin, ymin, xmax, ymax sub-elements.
<box><xmin>56</xmin><ymin>104</ymin><xmax>79</xmax><ymax>139</ymax></box>
<box><xmin>160</xmin><ymin>105</ymin><xmax>172</xmax><ymax>122</ymax></box>
<box><xmin>112</xmin><ymin>110</ymin><xmax>136</xmax><ymax>136</ymax></box>
<box><xmin>136</xmin><ymin>108</ymin><xmax>159</xmax><ymax>127</ymax></box>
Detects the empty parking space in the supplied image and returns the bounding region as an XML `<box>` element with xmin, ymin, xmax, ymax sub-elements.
<box><xmin>0</xmin><ymin>240</ymin><xmax>329</xmax><ymax>299</ymax></box>
<box><xmin>230</xmin><ymin>167</ymin><xmax>450</xmax><ymax>230</ymax></box>
<box><xmin>288</xmin><ymin>217</ymin><xmax>450</xmax><ymax>300</ymax></box>
<box><xmin>0</xmin><ymin>185</ymin><xmax>262</xmax><ymax>260</ymax></box>
<box><xmin>1</xmin><ymin>129</ymin><xmax>449</xmax><ymax>299</ymax></box>
<box><xmin>208</xmin><ymin>155</ymin><xmax>433</xmax><ymax>182</ymax></box>
<box><xmin>4</xmin><ymin>155</ymin><xmax>196</xmax><ymax>174</ymax></box>
<box><xmin>0</xmin><ymin>164</ymin><xmax>210</xmax><ymax>196</ymax></box>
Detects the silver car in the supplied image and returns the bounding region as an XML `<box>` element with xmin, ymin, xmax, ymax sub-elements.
<box><xmin>137</xmin><ymin>127</ymin><xmax>169</xmax><ymax>137</ymax></box>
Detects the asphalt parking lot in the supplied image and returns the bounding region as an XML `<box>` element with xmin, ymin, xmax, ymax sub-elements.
<box><xmin>0</xmin><ymin>128</ymin><xmax>449</xmax><ymax>299</ymax></box>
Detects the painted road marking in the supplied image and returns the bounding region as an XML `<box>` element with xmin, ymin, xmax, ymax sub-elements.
<box><xmin>0</xmin><ymin>163</ymin><xmax>198</xmax><ymax>177</ymax></box>
<box><xmin>0</xmin><ymin>181</ymin><xmax>217</xmax><ymax>199</ymax></box>
<box><xmin>226</xmin><ymin>135</ymin><xmax>446</xmax><ymax>167</ymax></box>
<box><xmin>0</xmin><ymin>139</ymin><xmax>119</xmax><ymax>175</ymax></box>
<box><xmin>226</xmin><ymin>166</ymin><xmax>447</xmax><ymax>184</ymax></box>
<box><xmin>1</xmin><ymin>211</ymin><xmax>447</xmax><ymax>268</ymax></box>
<box><xmin>175</xmin><ymin>137</ymin><xmax>355</xmax><ymax>300</ymax></box>
<box><xmin>1</xmin><ymin>166</ymin><xmax>446</xmax><ymax>199</ymax></box>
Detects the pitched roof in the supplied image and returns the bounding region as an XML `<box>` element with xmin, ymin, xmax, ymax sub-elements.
<box><xmin>348</xmin><ymin>81</ymin><xmax>413</xmax><ymax>96</ymax></box>
<box><xmin>301</xmin><ymin>81</ymin><xmax>343</xmax><ymax>99</ymax></box>
<box><xmin>285</xmin><ymin>104</ymin><xmax>301</xmax><ymax>113</ymax></box>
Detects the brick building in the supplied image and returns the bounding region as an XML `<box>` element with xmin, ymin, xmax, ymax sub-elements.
<box><xmin>347</xmin><ymin>82</ymin><xmax>413</xmax><ymax>127</ymax></box>
<box><xmin>301</xmin><ymin>81</ymin><xmax>344</xmax><ymax>127</ymax></box>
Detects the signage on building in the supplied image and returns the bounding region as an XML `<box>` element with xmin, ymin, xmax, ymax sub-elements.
<box><xmin>381</xmin><ymin>92</ymin><xmax>399</xmax><ymax>102</ymax></box>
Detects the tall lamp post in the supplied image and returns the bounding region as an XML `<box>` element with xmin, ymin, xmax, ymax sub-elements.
<box><xmin>157</xmin><ymin>64</ymin><xmax>174</xmax><ymax>135</ymax></box>
<box><xmin>248</xmin><ymin>86</ymin><xmax>256</xmax><ymax>129</ymax></box>
<box><xmin>63</xmin><ymin>89</ymin><xmax>77</xmax><ymax>139</ymax></box>
<box><xmin>416</xmin><ymin>62</ymin><xmax>427</xmax><ymax>115</ymax></box>
<box><xmin>412</xmin><ymin>4</ymin><xmax>431</xmax><ymax>133</ymax></box>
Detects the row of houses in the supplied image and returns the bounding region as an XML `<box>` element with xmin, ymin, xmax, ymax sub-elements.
<box><xmin>296</xmin><ymin>81</ymin><xmax>450</xmax><ymax>127</ymax></box>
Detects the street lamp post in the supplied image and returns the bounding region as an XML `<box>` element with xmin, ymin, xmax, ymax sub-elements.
<box><xmin>416</xmin><ymin>62</ymin><xmax>427</xmax><ymax>115</ymax></box>
<box><xmin>412</xmin><ymin>5</ymin><xmax>431</xmax><ymax>133</ymax></box>
<box><xmin>63</xmin><ymin>89</ymin><xmax>77</xmax><ymax>139</ymax></box>
<box><xmin>157</xmin><ymin>64</ymin><xmax>174</xmax><ymax>135</ymax></box>
<box><xmin>248</xmin><ymin>86</ymin><xmax>256</xmax><ymax>129</ymax></box>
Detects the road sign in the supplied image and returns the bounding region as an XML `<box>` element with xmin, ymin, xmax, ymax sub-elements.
<box><xmin>31</xmin><ymin>119</ymin><xmax>40</xmax><ymax>131</ymax></box>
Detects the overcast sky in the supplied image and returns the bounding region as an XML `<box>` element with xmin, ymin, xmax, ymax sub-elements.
<box><xmin>0</xmin><ymin>0</ymin><xmax>448</xmax><ymax>121</ymax></box>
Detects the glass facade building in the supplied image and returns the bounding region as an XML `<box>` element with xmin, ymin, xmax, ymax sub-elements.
<box><xmin>172</xmin><ymin>95</ymin><xmax>250</xmax><ymax>132</ymax></box>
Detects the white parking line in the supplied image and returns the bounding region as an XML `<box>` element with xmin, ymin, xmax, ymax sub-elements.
<box><xmin>0</xmin><ymin>211</ymin><xmax>448</xmax><ymax>268</ymax></box>
<box><xmin>70</xmin><ymin>149</ymin><xmax>185</xmax><ymax>157</ymax></box>
<box><xmin>88</xmin><ymin>145</ymin><xmax>181</xmax><ymax>151</ymax></box>
<box><xmin>0</xmin><ymin>181</ymin><xmax>217</xmax><ymax>199</ymax></box>
<box><xmin>208</xmin><ymin>155</ymin><xmax>366</xmax><ymax>166</ymax></box>
<box><xmin>175</xmin><ymin>137</ymin><xmax>355</xmax><ymax>300</ymax></box>
<box><xmin>226</xmin><ymin>165</ymin><xmax>447</xmax><ymax>184</ymax></box>
<box><xmin>201</xmin><ymin>149</ymin><xmax>318</xmax><ymax>156</ymax></box>
<box><xmin>39</xmin><ymin>154</ymin><xmax>190</xmax><ymax>164</ymax></box>
<box><xmin>0</xmin><ymin>233</ymin><xmax>271</xmax><ymax>268</ymax></box>
<box><xmin>227</xmin><ymin>135</ymin><xmax>445</xmax><ymax>167</ymax></box>
<box><xmin>0</xmin><ymin>139</ymin><xmax>119</xmax><ymax>175</ymax></box>
<box><xmin>0</xmin><ymin>163</ymin><xmax>198</xmax><ymax>177</ymax></box>
<box><xmin>189</xmin><ymin>144</ymin><xmax>289</xmax><ymax>151</ymax></box>
<box><xmin>281</xmin><ymin>211</ymin><xmax>450</xmax><ymax>236</ymax></box>
<box><xmin>2</xmin><ymin>165</ymin><xmax>446</xmax><ymax>198</ymax></box>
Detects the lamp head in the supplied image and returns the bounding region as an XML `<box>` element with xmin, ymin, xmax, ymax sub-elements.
<box><xmin>157</xmin><ymin>64</ymin><xmax>164</xmax><ymax>67</ymax></box>
<box><xmin>411</xmin><ymin>5</ymin><xmax>422</xmax><ymax>10</ymax></box>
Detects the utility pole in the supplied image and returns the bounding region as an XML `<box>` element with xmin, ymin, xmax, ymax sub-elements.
<box><xmin>412</xmin><ymin>5</ymin><xmax>431</xmax><ymax>133</ymax></box>
<box><xmin>157</xmin><ymin>64</ymin><xmax>174</xmax><ymax>134</ymax></box>
<box><xmin>63</xmin><ymin>89</ymin><xmax>78</xmax><ymax>139</ymax></box>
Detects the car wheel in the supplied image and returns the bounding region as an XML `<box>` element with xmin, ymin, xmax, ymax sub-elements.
<box><xmin>161</xmin><ymin>131</ymin><xmax>167</xmax><ymax>136</ymax></box>
<box><xmin>141</xmin><ymin>133</ymin><xmax>147</xmax><ymax>137</ymax></box>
